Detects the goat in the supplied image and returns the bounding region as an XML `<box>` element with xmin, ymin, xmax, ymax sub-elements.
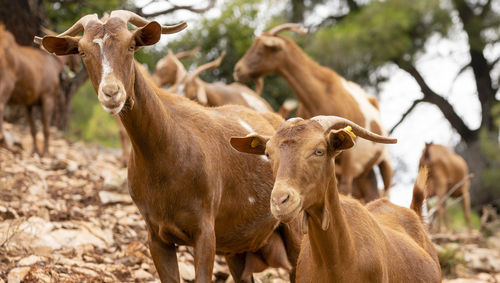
<box><xmin>151</xmin><ymin>46</ymin><xmax>199</xmax><ymax>87</ymax></box>
<box><xmin>230</xmin><ymin>116</ymin><xmax>441</xmax><ymax>282</ymax></box>
<box><xmin>419</xmin><ymin>142</ymin><xmax>472</xmax><ymax>232</ymax></box>
<box><xmin>158</xmin><ymin>51</ymin><xmax>274</xmax><ymax>114</ymax></box>
<box><xmin>234</xmin><ymin>23</ymin><xmax>393</xmax><ymax>202</ymax></box>
<box><xmin>38</xmin><ymin>11</ymin><xmax>300</xmax><ymax>282</ymax></box>
<box><xmin>0</xmin><ymin>24</ymin><xmax>63</xmax><ymax>156</ymax></box>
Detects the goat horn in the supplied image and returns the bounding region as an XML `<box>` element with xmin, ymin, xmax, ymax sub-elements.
<box><xmin>189</xmin><ymin>51</ymin><xmax>226</xmax><ymax>79</ymax></box>
<box><xmin>311</xmin><ymin>115</ymin><xmax>397</xmax><ymax>144</ymax></box>
<box><xmin>175</xmin><ymin>46</ymin><xmax>201</xmax><ymax>59</ymax></box>
<box><xmin>110</xmin><ymin>10</ymin><xmax>187</xmax><ymax>34</ymax></box>
<box><xmin>58</xmin><ymin>14</ymin><xmax>99</xmax><ymax>37</ymax></box>
<box><xmin>267</xmin><ymin>23</ymin><xmax>308</xmax><ymax>36</ymax></box>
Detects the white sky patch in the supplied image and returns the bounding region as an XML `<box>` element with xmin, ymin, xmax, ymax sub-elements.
<box><xmin>238</xmin><ymin>119</ymin><xmax>255</xmax><ymax>133</ymax></box>
<box><xmin>241</xmin><ymin>91</ymin><xmax>270</xmax><ymax>113</ymax></box>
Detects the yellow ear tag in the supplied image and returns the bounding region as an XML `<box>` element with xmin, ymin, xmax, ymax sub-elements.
<box><xmin>344</xmin><ymin>126</ymin><xmax>356</xmax><ymax>138</ymax></box>
<box><xmin>250</xmin><ymin>138</ymin><xmax>260</xmax><ymax>148</ymax></box>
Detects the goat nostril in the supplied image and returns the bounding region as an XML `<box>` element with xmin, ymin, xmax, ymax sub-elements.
<box><xmin>273</xmin><ymin>194</ymin><xmax>290</xmax><ymax>206</ymax></box>
<box><xmin>102</xmin><ymin>85</ymin><xmax>119</xmax><ymax>98</ymax></box>
<box><xmin>281</xmin><ymin>194</ymin><xmax>290</xmax><ymax>204</ymax></box>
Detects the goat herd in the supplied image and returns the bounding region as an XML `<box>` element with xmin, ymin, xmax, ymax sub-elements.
<box><xmin>0</xmin><ymin>9</ymin><xmax>475</xmax><ymax>282</ymax></box>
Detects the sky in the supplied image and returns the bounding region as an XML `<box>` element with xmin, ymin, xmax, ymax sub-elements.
<box><xmin>136</xmin><ymin>0</ymin><xmax>499</xmax><ymax>208</ymax></box>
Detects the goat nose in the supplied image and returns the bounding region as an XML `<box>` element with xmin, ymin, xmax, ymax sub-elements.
<box><xmin>102</xmin><ymin>84</ymin><xmax>119</xmax><ymax>98</ymax></box>
<box><xmin>272</xmin><ymin>194</ymin><xmax>290</xmax><ymax>206</ymax></box>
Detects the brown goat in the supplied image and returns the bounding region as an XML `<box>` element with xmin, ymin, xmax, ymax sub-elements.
<box><xmin>160</xmin><ymin>51</ymin><xmax>274</xmax><ymax>114</ymax></box>
<box><xmin>39</xmin><ymin>11</ymin><xmax>300</xmax><ymax>282</ymax></box>
<box><xmin>151</xmin><ymin>47</ymin><xmax>199</xmax><ymax>87</ymax></box>
<box><xmin>230</xmin><ymin>116</ymin><xmax>441</xmax><ymax>282</ymax></box>
<box><xmin>234</xmin><ymin>23</ymin><xmax>393</xmax><ymax>202</ymax></box>
<box><xmin>0</xmin><ymin>24</ymin><xmax>62</xmax><ymax>156</ymax></box>
<box><xmin>419</xmin><ymin>142</ymin><xmax>472</xmax><ymax>232</ymax></box>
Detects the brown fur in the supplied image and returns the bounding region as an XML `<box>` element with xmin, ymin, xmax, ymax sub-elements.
<box><xmin>40</xmin><ymin>13</ymin><xmax>300</xmax><ymax>282</ymax></box>
<box><xmin>419</xmin><ymin>142</ymin><xmax>472</xmax><ymax>232</ymax></box>
<box><xmin>231</xmin><ymin>118</ymin><xmax>441</xmax><ymax>282</ymax></box>
<box><xmin>0</xmin><ymin>24</ymin><xmax>62</xmax><ymax>155</ymax></box>
<box><xmin>234</xmin><ymin>26</ymin><xmax>393</xmax><ymax>202</ymax></box>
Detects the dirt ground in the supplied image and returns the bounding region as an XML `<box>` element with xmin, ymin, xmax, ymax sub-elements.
<box><xmin>0</xmin><ymin>122</ymin><xmax>499</xmax><ymax>282</ymax></box>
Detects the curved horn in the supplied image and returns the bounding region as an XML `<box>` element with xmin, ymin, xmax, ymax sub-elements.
<box><xmin>311</xmin><ymin>116</ymin><xmax>397</xmax><ymax>144</ymax></box>
<box><xmin>175</xmin><ymin>46</ymin><xmax>201</xmax><ymax>59</ymax></box>
<box><xmin>110</xmin><ymin>10</ymin><xmax>187</xmax><ymax>34</ymax></box>
<box><xmin>58</xmin><ymin>14</ymin><xmax>99</xmax><ymax>36</ymax></box>
<box><xmin>267</xmin><ymin>23</ymin><xmax>308</xmax><ymax>36</ymax></box>
<box><xmin>189</xmin><ymin>51</ymin><xmax>226</xmax><ymax>79</ymax></box>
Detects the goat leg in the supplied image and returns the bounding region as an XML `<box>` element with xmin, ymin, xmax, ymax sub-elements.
<box><xmin>0</xmin><ymin>80</ymin><xmax>14</xmax><ymax>148</ymax></box>
<box><xmin>24</xmin><ymin>105</ymin><xmax>40</xmax><ymax>156</ymax></box>
<box><xmin>225</xmin><ymin>253</ymin><xmax>255</xmax><ymax>283</ymax></box>
<box><xmin>41</xmin><ymin>95</ymin><xmax>55</xmax><ymax>156</ymax></box>
<box><xmin>193</xmin><ymin>223</ymin><xmax>216</xmax><ymax>283</ymax></box>
<box><xmin>148</xmin><ymin>232</ymin><xmax>180</xmax><ymax>283</ymax></box>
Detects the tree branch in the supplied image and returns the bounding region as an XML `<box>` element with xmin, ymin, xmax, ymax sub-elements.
<box><xmin>397</xmin><ymin>62</ymin><xmax>478</xmax><ymax>143</ymax></box>
<box><xmin>389</xmin><ymin>99</ymin><xmax>424</xmax><ymax>134</ymax></box>
<box><xmin>134</xmin><ymin>0</ymin><xmax>216</xmax><ymax>18</ymax></box>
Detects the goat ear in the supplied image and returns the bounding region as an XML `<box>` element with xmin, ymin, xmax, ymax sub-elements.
<box><xmin>134</xmin><ymin>21</ymin><xmax>162</xmax><ymax>47</ymax></box>
<box><xmin>230</xmin><ymin>134</ymin><xmax>270</xmax><ymax>155</ymax></box>
<box><xmin>327</xmin><ymin>128</ymin><xmax>355</xmax><ymax>151</ymax></box>
<box><xmin>42</xmin><ymin>36</ymin><xmax>80</xmax><ymax>55</ymax></box>
<box><xmin>261</xmin><ymin>36</ymin><xmax>285</xmax><ymax>50</ymax></box>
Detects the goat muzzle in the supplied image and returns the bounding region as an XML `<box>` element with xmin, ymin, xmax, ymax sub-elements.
<box><xmin>270</xmin><ymin>185</ymin><xmax>301</xmax><ymax>222</ymax></box>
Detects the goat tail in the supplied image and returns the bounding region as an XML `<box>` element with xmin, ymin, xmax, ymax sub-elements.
<box><xmin>410</xmin><ymin>166</ymin><xmax>428</xmax><ymax>221</ymax></box>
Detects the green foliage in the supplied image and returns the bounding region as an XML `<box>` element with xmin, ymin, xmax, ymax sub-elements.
<box><xmin>68</xmin><ymin>81</ymin><xmax>120</xmax><ymax>148</ymax></box>
<box><xmin>306</xmin><ymin>0</ymin><xmax>451</xmax><ymax>85</ymax></box>
<box><xmin>447</xmin><ymin>202</ymin><xmax>481</xmax><ymax>231</ymax></box>
<box><xmin>43</xmin><ymin>0</ymin><xmax>128</xmax><ymax>32</ymax></box>
<box><xmin>437</xmin><ymin>243</ymin><xmax>465</xmax><ymax>278</ymax></box>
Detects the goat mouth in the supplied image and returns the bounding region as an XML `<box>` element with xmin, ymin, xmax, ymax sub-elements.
<box><xmin>102</xmin><ymin>102</ymin><xmax>125</xmax><ymax>115</ymax></box>
<box><xmin>271</xmin><ymin>201</ymin><xmax>302</xmax><ymax>223</ymax></box>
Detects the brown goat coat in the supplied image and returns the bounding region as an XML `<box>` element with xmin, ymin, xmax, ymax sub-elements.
<box><xmin>0</xmin><ymin>24</ymin><xmax>62</xmax><ymax>155</ymax></box>
<box><xmin>235</xmin><ymin>33</ymin><xmax>393</xmax><ymax>202</ymax></box>
<box><xmin>41</xmin><ymin>15</ymin><xmax>300</xmax><ymax>282</ymax></box>
<box><xmin>231</xmin><ymin>119</ymin><xmax>440</xmax><ymax>282</ymax></box>
<box><xmin>419</xmin><ymin>143</ymin><xmax>472</xmax><ymax>232</ymax></box>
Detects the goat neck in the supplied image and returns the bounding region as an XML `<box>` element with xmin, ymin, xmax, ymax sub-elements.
<box><xmin>275</xmin><ymin>40</ymin><xmax>361</xmax><ymax>122</ymax></box>
<box><xmin>303</xmin><ymin>170</ymin><xmax>356</xmax><ymax>278</ymax></box>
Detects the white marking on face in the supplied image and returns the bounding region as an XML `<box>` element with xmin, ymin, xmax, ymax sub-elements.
<box><xmin>93</xmin><ymin>34</ymin><xmax>125</xmax><ymax>114</ymax></box>
<box><xmin>248</xmin><ymin>197</ymin><xmax>255</xmax><ymax>204</ymax></box>
<box><xmin>241</xmin><ymin>92</ymin><xmax>270</xmax><ymax>113</ymax></box>
<box><xmin>238</xmin><ymin>119</ymin><xmax>255</xmax><ymax>133</ymax></box>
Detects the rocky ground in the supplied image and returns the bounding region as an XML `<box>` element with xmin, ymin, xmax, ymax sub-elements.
<box><xmin>0</xmin><ymin>122</ymin><xmax>499</xmax><ymax>282</ymax></box>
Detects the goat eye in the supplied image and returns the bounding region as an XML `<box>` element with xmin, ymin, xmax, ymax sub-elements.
<box><xmin>79</xmin><ymin>51</ymin><xmax>85</xmax><ymax>57</ymax></box>
<box><xmin>128</xmin><ymin>45</ymin><xmax>135</xmax><ymax>51</ymax></box>
<box><xmin>265</xmin><ymin>153</ymin><xmax>270</xmax><ymax>158</ymax></box>
<box><xmin>315</xmin><ymin>149</ymin><xmax>324</xmax><ymax>156</ymax></box>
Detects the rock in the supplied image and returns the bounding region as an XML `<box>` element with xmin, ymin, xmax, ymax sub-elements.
<box><xmin>7</xmin><ymin>267</ymin><xmax>30</xmax><ymax>283</ymax></box>
<box><xmin>134</xmin><ymin>269</ymin><xmax>153</xmax><ymax>280</ymax></box>
<box><xmin>17</xmin><ymin>255</ymin><xmax>47</xmax><ymax>266</ymax></box>
<box><xmin>179</xmin><ymin>261</ymin><xmax>196</xmax><ymax>281</ymax></box>
<box><xmin>98</xmin><ymin>191</ymin><xmax>132</xmax><ymax>204</ymax></box>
